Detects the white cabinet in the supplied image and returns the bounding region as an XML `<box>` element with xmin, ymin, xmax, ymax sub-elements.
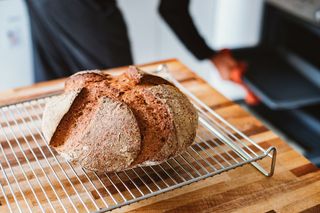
<box><xmin>210</xmin><ymin>0</ymin><xmax>264</xmax><ymax>49</ymax></box>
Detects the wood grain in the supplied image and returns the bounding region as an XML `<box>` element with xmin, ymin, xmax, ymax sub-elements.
<box><xmin>0</xmin><ymin>59</ymin><xmax>319</xmax><ymax>213</ymax></box>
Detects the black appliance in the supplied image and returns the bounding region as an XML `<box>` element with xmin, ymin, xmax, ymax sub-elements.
<box><xmin>233</xmin><ymin>0</ymin><xmax>320</xmax><ymax>165</ymax></box>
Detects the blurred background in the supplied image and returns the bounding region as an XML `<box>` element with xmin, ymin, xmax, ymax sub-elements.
<box><xmin>1</xmin><ymin>0</ymin><xmax>320</xmax><ymax>166</ymax></box>
<box><xmin>0</xmin><ymin>0</ymin><xmax>263</xmax><ymax>100</ymax></box>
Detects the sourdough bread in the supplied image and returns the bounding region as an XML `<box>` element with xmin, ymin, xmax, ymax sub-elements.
<box><xmin>42</xmin><ymin>67</ymin><xmax>198</xmax><ymax>172</ymax></box>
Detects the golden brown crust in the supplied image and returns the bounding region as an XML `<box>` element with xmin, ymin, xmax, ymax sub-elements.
<box><xmin>146</xmin><ymin>85</ymin><xmax>198</xmax><ymax>162</ymax></box>
<box><xmin>122</xmin><ymin>85</ymin><xmax>174</xmax><ymax>165</ymax></box>
<box><xmin>42</xmin><ymin>67</ymin><xmax>198</xmax><ymax>172</ymax></box>
<box><xmin>75</xmin><ymin>97</ymin><xmax>141</xmax><ymax>172</ymax></box>
<box><xmin>41</xmin><ymin>88</ymin><xmax>82</xmax><ymax>143</ymax></box>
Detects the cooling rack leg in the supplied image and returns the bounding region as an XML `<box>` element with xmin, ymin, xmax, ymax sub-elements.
<box><xmin>251</xmin><ymin>147</ymin><xmax>277</xmax><ymax>177</ymax></box>
<box><xmin>267</xmin><ymin>147</ymin><xmax>277</xmax><ymax>177</ymax></box>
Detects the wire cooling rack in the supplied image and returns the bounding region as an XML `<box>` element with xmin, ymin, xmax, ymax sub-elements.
<box><xmin>0</xmin><ymin>65</ymin><xmax>276</xmax><ymax>212</ymax></box>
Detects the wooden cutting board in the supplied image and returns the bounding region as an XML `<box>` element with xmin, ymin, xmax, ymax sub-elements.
<box><xmin>0</xmin><ymin>59</ymin><xmax>319</xmax><ymax>213</ymax></box>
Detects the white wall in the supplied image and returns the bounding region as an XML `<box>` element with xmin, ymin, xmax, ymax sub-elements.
<box><xmin>0</xmin><ymin>0</ymin><xmax>32</xmax><ymax>91</ymax></box>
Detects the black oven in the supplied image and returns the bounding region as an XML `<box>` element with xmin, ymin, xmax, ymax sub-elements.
<box><xmin>233</xmin><ymin>0</ymin><xmax>320</xmax><ymax>165</ymax></box>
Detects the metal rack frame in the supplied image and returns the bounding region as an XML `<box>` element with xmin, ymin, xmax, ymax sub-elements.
<box><xmin>0</xmin><ymin>65</ymin><xmax>276</xmax><ymax>212</ymax></box>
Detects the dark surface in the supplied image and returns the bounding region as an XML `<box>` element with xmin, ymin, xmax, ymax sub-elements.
<box><xmin>243</xmin><ymin>52</ymin><xmax>320</xmax><ymax>109</ymax></box>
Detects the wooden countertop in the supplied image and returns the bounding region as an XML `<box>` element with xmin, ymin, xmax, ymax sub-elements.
<box><xmin>0</xmin><ymin>59</ymin><xmax>319</xmax><ymax>213</ymax></box>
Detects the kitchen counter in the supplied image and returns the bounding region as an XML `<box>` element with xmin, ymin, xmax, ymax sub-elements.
<box><xmin>0</xmin><ymin>59</ymin><xmax>319</xmax><ymax>212</ymax></box>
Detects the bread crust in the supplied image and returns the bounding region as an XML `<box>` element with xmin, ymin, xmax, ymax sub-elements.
<box><xmin>67</xmin><ymin>97</ymin><xmax>141</xmax><ymax>172</ymax></box>
<box><xmin>41</xmin><ymin>88</ymin><xmax>82</xmax><ymax>142</ymax></box>
<box><xmin>42</xmin><ymin>67</ymin><xmax>198</xmax><ymax>172</ymax></box>
<box><xmin>146</xmin><ymin>84</ymin><xmax>198</xmax><ymax>163</ymax></box>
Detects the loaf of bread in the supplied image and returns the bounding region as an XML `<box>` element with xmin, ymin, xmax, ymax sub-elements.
<box><xmin>42</xmin><ymin>67</ymin><xmax>198</xmax><ymax>173</ymax></box>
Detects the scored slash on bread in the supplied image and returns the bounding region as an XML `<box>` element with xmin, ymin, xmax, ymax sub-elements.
<box><xmin>42</xmin><ymin>67</ymin><xmax>198</xmax><ymax>173</ymax></box>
